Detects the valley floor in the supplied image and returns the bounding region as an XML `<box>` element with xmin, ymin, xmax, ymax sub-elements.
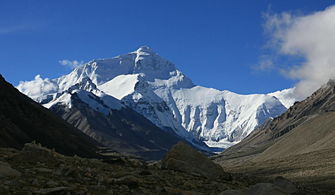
<box><xmin>215</xmin><ymin>148</ymin><xmax>335</xmax><ymax>194</ymax></box>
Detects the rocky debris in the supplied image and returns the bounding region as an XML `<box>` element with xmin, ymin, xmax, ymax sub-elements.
<box><xmin>0</xmin><ymin>142</ymin><xmax>250</xmax><ymax>194</ymax></box>
<box><xmin>162</xmin><ymin>141</ymin><xmax>231</xmax><ymax>180</ymax></box>
<box><xmin>34</xmin><ymin>187</ymin><xmax>72</xmax><ymax>194</ymax></box>
<box><xmin>244</xmin><ymin>183</ymin><xmax>287</xmax><ymax>195</ymax></box>
<box><xmin>12</xmin><ymin>142</ymin><xmax>60</xmax><ymax>164</ymax></box>
<box><xmin>220</xmin><ymin>179</ymin><xmax>297</xmax><ymax>195</ymax></box>
<box><xmin>0</xmin><ymin>161</ymin><xmax>21</xmax><ymax>178</ymax></box>
<box><xmin>0</xmin><ymin>142</ymin><xmax>301</xmax><ymax>194</ymax></box>
<box><xmin>220</xmin><ymin>189</ymin><xmax>244</xmax><ymax>195</ymax></box>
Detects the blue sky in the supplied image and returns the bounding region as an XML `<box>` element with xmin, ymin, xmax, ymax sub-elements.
<box><xmin>1</xmin><ymin>0</ymin><xmax>334</xmax><ymax>94</ymax></box>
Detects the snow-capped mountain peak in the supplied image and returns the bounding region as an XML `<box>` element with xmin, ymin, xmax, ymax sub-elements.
<box><xmin>17</xmin><ymin>47</ymin><xmax>297</xmax><ymax>150</ymax></box>
<box><xmin>133</xmin><ymin>45</ymin><xmax>155</xmax><ymax>55</ymax></box>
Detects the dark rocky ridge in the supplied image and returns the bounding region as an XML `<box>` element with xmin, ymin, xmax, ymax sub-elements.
<box><xmin>0</xmin><ymin>75</ymin><xmax>100</xmax><ymax>158</ymax></box>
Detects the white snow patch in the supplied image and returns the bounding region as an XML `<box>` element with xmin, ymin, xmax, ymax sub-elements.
<box><xmin>44</xmin><ymin>92</ymin><xmax>72</xmax><ymax>109</ymax></box>
<box><xmin>98</xmin><ymin>74</ymin><xmax>140</xmax><ymax>100</ymax></box>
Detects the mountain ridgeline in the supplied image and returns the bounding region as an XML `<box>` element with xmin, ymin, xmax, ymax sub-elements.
<box><xmin>17</xmin><ymin>46</ymin><xmax>292</xmax><ymax>150</ymax></box>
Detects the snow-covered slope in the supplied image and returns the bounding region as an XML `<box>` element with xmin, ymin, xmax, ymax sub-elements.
<box><xmin>99</xmin><ymin>74</ymin><xmax>140</xmax><ymax>100</ymax></box>
<box><xmin>43</xmin><ymin>76</ymin><xmax>124</xmax><ymax>113</ymax></box>
<box><xmin>17</xmin><ymin>46</ymin><xmax>291</xmax><ymax>149</ymax></box>
<box><xmin>167</xmin><ymin>87</ymin><xmax>286</xmax><ymax>148</ymax></box>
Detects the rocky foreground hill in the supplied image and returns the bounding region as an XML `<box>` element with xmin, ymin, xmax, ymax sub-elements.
<box><xmin>0</xmin><ymin>142</ymin><xmax>301</xmax><ymax>195</ymax></box>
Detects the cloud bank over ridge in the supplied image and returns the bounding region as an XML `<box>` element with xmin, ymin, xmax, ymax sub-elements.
<box><xmin>263</xmin><ymin>5</ymin><xmax>335</xmax><ymax>99</ymax></box>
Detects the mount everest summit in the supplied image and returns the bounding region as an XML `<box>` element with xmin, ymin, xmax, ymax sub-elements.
<box><xmin>17</xmin><ymin>46</ymin><xmax>298</xmax><ymax>150</ymax></box>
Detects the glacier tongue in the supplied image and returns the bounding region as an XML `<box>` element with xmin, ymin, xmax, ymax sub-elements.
<box><xmin>17</xmin><ymin>46</ymin><xmax>294</xmax><ymax>150</ymax></box>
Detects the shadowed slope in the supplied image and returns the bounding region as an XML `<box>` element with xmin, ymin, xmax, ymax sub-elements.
<box><xmin>0</xmin><ymin>75</ymin><xmax>100</xmax><ymax>158</ymax></box>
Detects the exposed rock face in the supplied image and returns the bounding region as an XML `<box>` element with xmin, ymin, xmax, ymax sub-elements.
<box><xmin>162</xmin><ymin>142</ymin><xmax>231</xmax><ymax>180</ymax></box>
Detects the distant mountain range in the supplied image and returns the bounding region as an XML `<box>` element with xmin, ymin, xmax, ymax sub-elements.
<box><xmin>17</xmin><ymin>46</ymin><xmax>299</xmax><ymax>150</ymax></box>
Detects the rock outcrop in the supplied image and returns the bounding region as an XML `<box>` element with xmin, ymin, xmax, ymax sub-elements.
<box><xmin>162</xmin><ymin>142</ymin><xmax>231</xmax><ymax>180</ymax></box>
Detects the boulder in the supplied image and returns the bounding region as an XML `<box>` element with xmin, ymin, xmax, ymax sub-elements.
<box><xmin>161</xmin><ymin>142</ymin><xmax>231</xmax><ymax>180</ymax></box>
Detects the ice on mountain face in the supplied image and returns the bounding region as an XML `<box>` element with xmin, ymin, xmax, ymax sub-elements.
<box><xmin>44</xmin><ymin>92</ymin><xmax>73</xmax><ymax>109</ymax></box>
<box><xmin>149</xmin><ymin>69</ymin><xmax>194</xmax><ymax>89</ymax></box>
<box><xmin>133</xmin><ymin>47</ymin><xmax>177</xmax><ymax>81</ymax></box>
<box><xmin>75</xmin><ymin>90</ymin><xmax>122</xmax><ymax>114</ymax></box>
<box><xmin>117</xmin><ymin>77</ymin><xmax>193</xmax><ymax>139</ymax></box>
<box><xmin>17</xmin><ymin>46</ymin><xmax>292</xmax><ymax>150</ymax></box>
<box><xmin>154</xmin><ymin>86</ymin><xmax>287</xmax><ymax>148</ymax></box>
<box><xmin>67</xmin><ymin>76</ymin><xmax>99</xmax><ymax>93</ymax></box>
<box><xmin>25</xmin><ymin>75</ymin><xmax>124</xmax><ymax>116</ymax></box>
<box><xmin>98</xmin><ymin>74</ymin><xmax>140</xmax><ymax>100</ymax></box>
<box><xmin>45</xmin><ymin>89</ymin><xmax>122</xmax><ymax>114</ymax></box>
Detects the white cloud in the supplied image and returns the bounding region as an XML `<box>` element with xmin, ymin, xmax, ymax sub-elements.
<box><xmin>17</xmin><ymin>75</ymin><xmax>58</xmax><ymax>100</ymax></box>
<box><xmin>59</xmin><ymin>59</ymin><xmax>84</xmax><ymax>69</ymax></box>
<box><xmin>263</xmin><ymin>5</ymin><xmax>335</xmax><ymax>99</ymax></box>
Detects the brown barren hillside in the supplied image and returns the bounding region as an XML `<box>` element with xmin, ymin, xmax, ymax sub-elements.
<box><xmin>214</xmin><ymin>80</ymin><xmax>335</xmax><ymax>192</ymax></box>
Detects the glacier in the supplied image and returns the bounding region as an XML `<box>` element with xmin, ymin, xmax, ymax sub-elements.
<box><xmin>17</xmin><ymin>46</ymin><xmax>297</xmax><ymax>149</ymax></box>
